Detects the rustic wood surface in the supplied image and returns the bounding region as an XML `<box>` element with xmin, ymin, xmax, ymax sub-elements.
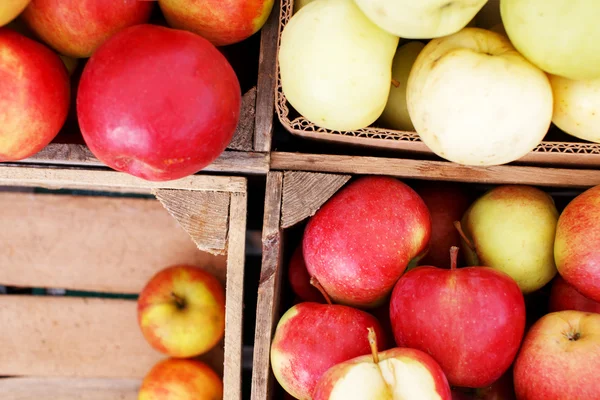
<box><xmin>0</xmin><ymin>378</ymin><xmax>141</xmax><ymax>400</ymax></box>
<box><xmin>154</xmin><ymin>189</ymin><xmax>231</xmax><ymax>258</ymax></box>
<box><xmin>281</xmin><ymin>171</ymin><xmax>351</xmax><ymax>228</ymax></box>
<box><xmin>251</xmin><ymin>172</ymin><xmax>284</xmax><ymax>400</ymax></box>
<box><xmin>270</xmin><ymin>152</ymin><xmax>600</xmax><ymax>188</ymax></box>
<box><xmin>228</xmin><ymin>87</ymin><xmax>257</xmax><ymax>152</ymax></box>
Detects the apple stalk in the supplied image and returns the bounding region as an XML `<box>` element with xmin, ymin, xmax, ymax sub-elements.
<box><xmin>453</xmin><ymin>221</ymin><xmax>475</xmax><ymax>252</ymax></box>
<box><xmin>367</xmin><ymin>327</ymin><xmax>380</xmax><ymax>364</ymax></box>
<box><xmin>310</xmin><ymin>277</ymin><xmax>333</xmax><ymax>305</ymax></box>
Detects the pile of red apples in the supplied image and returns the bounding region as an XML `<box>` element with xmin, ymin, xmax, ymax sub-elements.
<box><xmin>0</xmin><ymin>0</ymin><xmax>273</xmax><ymax>181</ymax></box>
<box><xmin>272</xmin><ymin>176</ymin><xmax>600</xmax><ymax>400</ymax></box>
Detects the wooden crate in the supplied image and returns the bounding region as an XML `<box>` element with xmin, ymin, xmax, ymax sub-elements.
<box><xmin>0</xmin><ymin>165</ymin><xmax>247</xmax><ymax>400</ymax></box>
<box><xmin>274</xmin><ymin>0</ymin><xmax>600</xmax><ymax>168</ymax></box>
<box><xmin>250</xmin><ymin>152</ymin><xmax>600</xmax><ymax>400</ymax></box>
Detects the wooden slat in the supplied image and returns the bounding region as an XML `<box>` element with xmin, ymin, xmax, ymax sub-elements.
<box><xmin>251</xmin><ymin>172</ymin><xmax>284</xmax><ymax>400</ymax></box>
<box><xmin>281</xmin><ymin>171</ymin><xmax>351</xmax><ymax>228</ymax></box>
<box><xmin>253</xmin><ymin>0</ymin><xmax>279</xmax><ymax>152</ymax></box>
<box><xmin>0</xmin><ymin>377</ymin><xmax>141</xmax><ymax>400</ymax></box>
<box><xmin>0</xmin><ymin>165</ymin><xmax>247</xmax><ymax>193</ymax></box>
<box><xmin>154</xmin><ymin>189</ymin><xmax>231</xmax><ymax>258</ymax></box>
<box><xmin>0</xmin><ymin>192</ymin><xmax>226</xmax><ymax>293</ymax></box>
<box><xmin>229</xmin><ymin>87</ymin><xmax>257</xmax><ymax>152</ymax></box>
<box><xmin>223</xmin><ymin>192</ymin><xmax>248</xmax><ymax>400</ymax></box>
<box><xmin>270</xmin><ymin>152</ymin><xmax>600</xmax><ymax>188</ymax></box>
<box><xmin>0</xmin><ymin>296</ymin><xmax>224</xmax><ymax>378</ymax></box>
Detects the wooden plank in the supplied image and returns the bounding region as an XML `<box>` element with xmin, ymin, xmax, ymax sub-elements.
<box><xmin>270</xmin><ymin>152</ymin><xmax>600</xmax><ymax>188</ymax></box>
<box><xmin>253</xmin><ymin>0</ymin><xmax>280</xmax><ymax>152</ymax></box>
<box><xmin>0</xmin><ymin>377</ymin><xmax>141</xmax><ymax>400</ymax></box>
<box><xmin>0</xmin><ymin>165</ymin><xmax>247</xmax><ymax>193</ymax></box>
<box><xmin>154</xmin><ymin>189</ymin><xmax>231</xmax><ymax>258</ymax></box>
<box><xmin>251</xmin><ymin>172</ymin><xmax>284</xmax><ymax>400</ymax></box>
<box><xmin>0</xmin><ymin>296</ymin><xmax>223</xmax><ymax>379</ymax></box>
<box><xmin>229</xmin><ymin>87</ymin><xmax>257</xmax><ymax>152</ymax></box>
<box><xmin>281</xmin><ymin>171</ymin><xmax>351</xmax><ymax>228</ymax></box>
<box><xmin>0</xmin><ymin>192</ymin><xmax>227</xmax><ymax>293</ymax></box>
<box><xmin>223</xmin><ymin>191</ymin><xmax>248</xmax><ymax>400</ymax></box>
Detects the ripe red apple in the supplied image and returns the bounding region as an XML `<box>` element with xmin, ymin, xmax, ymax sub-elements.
<box><xmin>513</xmin><ymin>310</ymin><xmax>600</xmax><ymax>400</ymax></box>
<box><xmin>158</xmin><ymin>0</ymin><xmax>274</xmax><ymax>46</ymax></box>
<box><xmin>137</xmin><ymin>265</ymin><xmax>225</xmax><ymax>358</ymax></box>
<box><xmin>21</xmin><ymin>0</ymin><xmax>153</xmax><ymax>58</ymax></box>
<box><xmin>390</xmin><ymin>247</ymin><xmax>526</xmax><ymax>388</ymax></box>
<box><xmin>77</xmin><ymin>24</ymin><xmax>241</xmax><ymax>181</ymax></box>
<box><xmin>303</xmin><ymin>176</ymin><xmax>431</xmax><ymax>308</ymax></box>
<box><xmin>413</xmin><ymin>182</ymin><xmax>472</xmax><ymax>268</ymax></box>
<box><xmin>555</xmin><ymin>185</ymin><xmax>600</xmax><ymax>302</ymax></box>
<box><xmin>313</xmin><ymin>327</ymin><xmax>452</xmax><ymax>400</ymax></box>
<box><xmin>0</xmin><ymin>28</ymin><xmax>69</xmax><ymax>161</ymax></box>
<box><xmin>288</xmin><ymin>244</ymin><xmax>325</xmax><ymax>303</ymax></box>
<box><xmin>270</xmin><ymin>294</ymin><xmax>389</xmax><ymax>400</ymax></box>
<box><xmin>549</xmin><ymin>275</ymin><xmax>600</xmax><ymax>313</ymax></box>
<box><xmin>138</xmin><ymin>358</ymin><xmax>223</xmax><ymax>399</ymax></box>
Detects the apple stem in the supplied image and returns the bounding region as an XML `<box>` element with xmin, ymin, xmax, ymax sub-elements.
<box><xmin>309</xmin><ymin>277</ymin><xmax>333</xmax><ymax>305</ymax></box>
<box><xmin>171</xmin><ymin>292</ymin><xmax>186</xmax><ymax>310</ymax></box>
<box><xmin>450</xmin><ymin>246</ymin><xmax>459</xmax><ymax>271</ymax></box>
<box><xmin>391</xmin><ymin>78</ymin><xmax>400</xmax><ymax>88</ymax></box>
<box><xmin>453</xmin><ymin>221</ymin><xmax>475</xmax><ymax>251</ymax></box>
<box><xmin>367</xmin><ymin>327</ymin><xmax>380</xmax><ymax>364</ymax></box>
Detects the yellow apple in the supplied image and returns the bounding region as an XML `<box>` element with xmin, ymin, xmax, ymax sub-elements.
<box><xmin>0</xmin><ymin>0</ymin><xmax>30</xmax><ymax>27</ymax></box>
<box><xmin>407</xmin><ymin>27</ymin><xmax>552</xmax><ymax>166</ymax></box>
<box><xmin>137</xmin><ymin>265</ymin><xmax>225</xmax><ymax>358</ymax></box>
<box><xmin>549</xmin><ymin>75</ymin><xmax>600</xmax><ymax>143</ymax></box>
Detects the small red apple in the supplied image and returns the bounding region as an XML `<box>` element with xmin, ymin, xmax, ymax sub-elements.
<box><xmin>288</xmin><ymin>244</ymin><xmax>325</xmax><ymax>303</ymax></box>
<box><xmin>77</xmin><ymin>24</ymin><xmax>241</xmax><ymax>181</ymax></box>
<box><xmin>390</xmin><ymin>247</ymin><xmax>526</xmax><ymax>388</ymax></box>
<box><xmin>549</xmin><ymin>275</ymin><xmax>600</xmax><ymax>314</ymax></box>
<box><xmin>303</xmin><ymin>176</ymin><xmax>431</xmax><ymax>308</ymax></box>
<box><xmin>22</xmin><ymin>0</ymin><xmax>153</xmax><ymax>58</ymax></box>
<box><xmin>0</xmin><ymin>28</ymin><xmax>69</xmax><ymax>161</ymax></box>
<box><xmin>513</xmin><ymin>310</ymin><xmax>600</xmax><ymax>400</ymax></box>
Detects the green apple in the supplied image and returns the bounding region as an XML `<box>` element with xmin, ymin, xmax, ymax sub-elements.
<box><xmin>354</xmin><ymin>0</ymin><xmax>487</xmax><ymax>39</ymax></box>
<box><xmin>457</xmin><ymin>185</ymin><xmax>559</xmax><ymax>294</ymax></box>
<box><xmin>501</xmin><ymin>0</ymin><xmax>600</xmax><ymax>81</ymax></box>
<box><xmin>407</xmin><ymin>27</ymin><xmax>552</xmax><ymax>166</ymax></box>
<box><xmin>279</xmin><ymin>0</ymin><xmax>398</xmax><ymax>131</ymax></box>
<box><xmin>378</xmin><ymin>41</ymin><xmax>424</xmax><ymax>131</ymax></box>
<box><xmin>549</xmin><ymin>75</ymin><xmax>600</xmax><ymax>143</ymax></box>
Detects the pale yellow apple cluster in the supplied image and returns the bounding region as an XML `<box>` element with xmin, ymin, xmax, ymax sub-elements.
<box><xmin>280</xmin><ymin>0</ymin><xmax>600</xmax><ymax>166</ymax></box>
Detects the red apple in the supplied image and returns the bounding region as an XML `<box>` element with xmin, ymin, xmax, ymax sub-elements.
<box><xmin>158</xmin><ymin>0</ymin><xmax>274</xmax><ymax>46</ymax></box>
<box><xmin>270</xmin><ymin>297</ymin><xmax>389</xmax><ymax>400</ymax></box>
<box><xmin>77</xmin><ymin>24</ymin><xmax>241</xmax><ymax>181</ymax></box>
<box><xmin>21</xmin><ymin>0</ymin><xmax>153</xmax><ymax>58</ymax></box>
<box><xmin>389</xmin><ymin>247</ymin><xmax>526</xmax><ymax>388</ymax></box>
<box><xmin>313</xmin><ymin>327</ymin><xmax>452</xmax><ymax>400</ymax></box>
<box><xmin>0</xmin><ymin>28</ymin><xmax>69</xmax><ymax>161</ymax></box>
<box><xmin>288</xmin><ymin>244</ymin><xmax>325</xmax><ymax>303</ymax></box>
<box><xmin>549</xmin><ymin>275</ymin><xmax>600</xmax><ymax>314</ymax></box>
<box><xmin>138</xmin><ymin>358</ymin><xmax>223</xmax><ymax>399</ymax></box>
<box><xmin>413</xmin><ymin>182</ymin><xmax>472</xmax><ymax>268</ymax></box>
<box><xmin>513</xmin><ymin>310</ymin><xmax>600</xmax><ymax>400</ymax></box>
<box><xmin>137</xmin><ymin>265</ymin><xmax>225</xmax><ymax>358</ymax></box>
<box><xmin>303</xmin><ymin>176</ymin><xmax>431</xmax><ymax>308</ymax></box>
<box><xmin>555</xmin><ymin>185</ymin><xmax>600</xmax><ymax>302</ymax></box>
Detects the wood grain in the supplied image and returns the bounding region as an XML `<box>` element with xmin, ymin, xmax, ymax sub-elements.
<box><xmin>154</xmin><ymin>189</ymin><xmax>231</xmax><ymax>259</ymax></box>
<box><xmin>253</xmin><ymin>0</ymin><xmax>279</xmax><ymax>152</ymax></box>
<box><xmin>229</xmin><ymin>87</ymin><xmax>257</xmax><ymax>152</ymax></box>
<box><xmin>0</xmin><ymin>192</ymin><xmax>226</xmax><ymax>293</ymax></box>
<box><xmin>0</xmin><ymin>378</ymin><xmax>141</xmax><ymax>400</ymax></box>
<box><xmin>251</xmin><ymin>172</ymin><xmax>284</xmax><ymax>400</ymax></box>
<box><xmin>271</xmin><ymin>152</ymin><xmax>600</xmax><ymax>188</ymax></box>
<box><xmin>281</xmin><ymin>171</ymin><xmax>351</xmax><ymax>228</ymax></box>
<box><xmin>223</xmin><ymin>192</ymin><xmax>248</xmax><ymax>400</ymax></box>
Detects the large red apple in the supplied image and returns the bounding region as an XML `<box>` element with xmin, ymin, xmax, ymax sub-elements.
<box><xmin>555</xmin><ymin>185</ymin><xmax>600</xmax><ymax>302</ymax></box>
<box><xmin>270</xmin><ymin>299</ymin><xmax>389</xmax><ymax>399</ymax></box>
<box><xmin>513</xmin><ymin>310</ymin><xmax>600</xmax><ymax>400</ymax></box>
<box><xmin>21</xmin><ymin>0</ymin><xmax>153</xmax><ymax>58</ymax></box>
<box><xmin>313</xmin><ymin>327</ymin><xmax>452</xmax><ymax>400</ymax></box>
<box><xmin>303</xmin><ymin>176</ymin><xmax>431</xmax><ymax>308</ymax></box>
<box><xmin>413</xmin><ymin>182</ymin><xmax>472</xmax><ymax>268</ymax></box>
<box><xmin>288</xmin><ymin>244</ymin><xmax>325</xmax><ymax>303</ymax></box>
<box><xmin>549</xmin><ymin>275</ymin><xmax>600</xmax><ymax>313</ymax></box>
<box><xmin>77</xmin><ymin>24</ymin><xmax>241</xmax><ymax>181</ymax></box>
<box><xmin>389</xmin><ymin>247</ymin><xmax>526</xmax><ymax>388</ymax></box>
<box><xmin>0</xmin><ymin>28</ymin><xmax>69</xmax><ymax>161</ymax></box>
<box><xmin>158</xmin><ymin>0</ymin><xmax>274</xmax><ymax>46</ymax></box>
